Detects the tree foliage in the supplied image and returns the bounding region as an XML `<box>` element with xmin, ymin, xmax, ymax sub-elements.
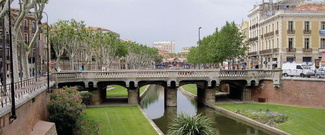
<box><xmin>49</xmin><ymin>19</ymin><xmax>161</xmax><ymax>70</ymax></box>
<box><xmin>187</xmin><ymin>21</ymin><xmax>248</xmax><ymax>65</ymax></box>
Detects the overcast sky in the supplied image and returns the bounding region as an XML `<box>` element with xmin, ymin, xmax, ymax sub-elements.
<box><xmin>19</xmin><ymin>0</ymin><xmax>261</xmax><ymax>52</ymax></box>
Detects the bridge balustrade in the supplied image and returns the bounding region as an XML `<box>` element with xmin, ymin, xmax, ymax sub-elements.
<box><xmin>0</xmin><ymin>76</ymin><xmax>53</xmax><ymax>109</ymax></box>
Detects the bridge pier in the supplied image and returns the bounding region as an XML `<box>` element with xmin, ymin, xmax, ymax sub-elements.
<box><xmin>91</xmin><ymin>90</ymin><xmax>101</xmax><ymax>105</ymax></box>
<box><xmin>165</xmin><ymin>88</ymin><xmax>177</xmax><ymax>107</ymax></box>
<box><xmin>197</xmin><ymin>86</ymin><xmax>216</xmax><ymax>104</ymax></box>
<box><xmin>242</xmin><ymin>88</ymin><xmax>252</xmax><ymax>101</ymax></box>
<box><xmin>128</xmin><ymin>88</ymin><xmax>139</xmax><ymax>105</ymax></box>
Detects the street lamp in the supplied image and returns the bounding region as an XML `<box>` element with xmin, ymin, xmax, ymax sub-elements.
<box><xmin>198</xmin><ymin>27</ymin><xmax>202</xmax><ymax>69</ymax></box>
<box><xmin>42</xmin><ymin>11</ymin><xmax>50</xmax><ymax>93</ymax></box>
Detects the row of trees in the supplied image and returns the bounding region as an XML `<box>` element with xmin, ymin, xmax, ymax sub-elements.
<box><xmin>50</xmin><ymin>19</ymin><xmax>161</xmax><ymax>70</ymax></box>
<box><xmin>187</xmin><ymin>22</ymin><xmax>248</xmax><ymax>68</ymax></box>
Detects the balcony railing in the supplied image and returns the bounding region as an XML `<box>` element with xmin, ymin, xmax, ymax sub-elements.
<box><xmin>264</xmin><ymin>31</ymin><xmax>274</xmax><ymax>37</ymax></box>
<box><xmin>260</xmin><ymin>49</ymin><xmax>272</xmax><ymax>54</ymax></box>
<box><xmin>249</xmin><ymin>37</ymin><xmax>258</xmax><ymax>41</ymax></box>
<box><xmin>273</xmin><ymin>48</ymin><xmax>279</xmax><ymax>53</ymax></box>
<box><xmin>248</xmin><ymin>52</ymin><xmax>257</xmax><ymax>55</ymax></box>
<box><xmin>303</xmin><ymin>29</ymin><xmax>311</xmax><ymax>34</ymax></box>
<box><xmin>287</xmin><ymin>29</ymin><xmax>295</xmax><ymax>34</ymax></box>
<box><xmin>303</xmin><ymin>48</ymin><xmax>312</xmax><ymax>52</ymax></box>
<box><xmin>286</xmin><ymin>48</ymin><xmax>296</xmax><ymax>52</ymax></box>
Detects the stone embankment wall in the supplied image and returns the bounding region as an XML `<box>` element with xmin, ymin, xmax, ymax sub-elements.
<box><xmin>251</xmin><ymin>79</ymin><xmax>325</xmax><ymax>109</ymax></box>
<box><xmin>0</xmin><ymin>90</ymin><xmax>52</xmax><ymax>135</ymax></box>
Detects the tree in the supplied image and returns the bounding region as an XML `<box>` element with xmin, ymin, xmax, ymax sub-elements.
<box><xmin>187</xmin><ymin>21</ymin><xmax>248</xmax><ymax>66</ymax></box>
<box><xmin>168</xmin><ymin>113</ymin><xmax>215</xmax><ymax>135</ymax></box>
<box><xmin>1</xmin><ymin>0</ymin><xmax>48</xmax><ymax>81</ymax></box>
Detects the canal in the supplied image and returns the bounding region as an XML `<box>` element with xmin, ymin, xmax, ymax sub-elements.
<box><xmin>140</xmin><ymin>85</ymin><xmax>269</xmax><ymax>135</ymax></box>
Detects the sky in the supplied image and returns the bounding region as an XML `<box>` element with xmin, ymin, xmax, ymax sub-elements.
<box><xmin>16</xmin><ymin>0</ymin><xmax>261</xmax><ymax>52</ymax></box>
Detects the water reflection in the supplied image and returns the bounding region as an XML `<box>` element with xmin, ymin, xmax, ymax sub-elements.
<box><xmin>140</xmin><ymin>85</ymin><xmax>269</xmax><ymax>135</ymax></box>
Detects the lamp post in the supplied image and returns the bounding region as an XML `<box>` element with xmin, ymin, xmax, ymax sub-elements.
<box><xmin>42</xmin><ymin>11</ymin><xmax>50</xmax><ymax>93</ymax></box>
<box><xmin>198</xmin><ymin>27</ymin><xmax>202</xmax><ymax>69</ymax></box>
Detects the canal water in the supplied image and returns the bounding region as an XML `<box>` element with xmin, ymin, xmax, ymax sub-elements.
<box><xmin>140</xmin><ymin>85</ymin><xmax>269</xmax><ymax>135</ymax></box>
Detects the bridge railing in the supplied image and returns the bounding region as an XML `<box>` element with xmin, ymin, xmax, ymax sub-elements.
<box><xmin>0</xmin><ymin>75</ymin><xmax>54</xmax><ymax>109</ymax></box>
<box><xmin>54</xmin><ymin>69</ymin><xmax>281</xmax><ymax>80</ymax></box>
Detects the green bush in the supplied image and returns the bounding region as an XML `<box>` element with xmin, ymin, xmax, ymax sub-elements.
<box><xmin>47</xmin><ymin>87</ymin><xmax>85</xmax><ymax>135</ymax></box>
<box><xmin>80</xmin><ymin>92</ymin><xmax>94</xmax><ymax>105</ymax></box>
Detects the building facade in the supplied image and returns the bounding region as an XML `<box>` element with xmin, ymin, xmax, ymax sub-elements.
<box><xmin>247</xmin><ymin>0</ymin><xmax>325</xmax><ymax>69</ymax></box>
<box><xmin>153</xmin><ymin>41</ymin><xmax>175</xmax><ymax>54</ymax></box>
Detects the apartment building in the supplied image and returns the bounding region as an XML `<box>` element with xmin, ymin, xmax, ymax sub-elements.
<box><xmin>247</xmin><ymin>0</ymin><xmax>325</xmax><ymax>69</ymax></box>
<box><xmin>153</xmin><ymin>41</ymin><xmax>175</xmax><ymax>54</ymax></box>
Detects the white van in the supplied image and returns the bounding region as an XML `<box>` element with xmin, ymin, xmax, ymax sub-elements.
<box><xmin>282</xmin><ymin>63</ymin><xmax>314</xmax><ymax>77</ymax></box>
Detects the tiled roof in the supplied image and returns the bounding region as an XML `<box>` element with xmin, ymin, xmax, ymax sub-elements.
<box><xmin>285</xmin><ymin>3</ymin><xmax>325</xmax><ymax>13</ymax></box>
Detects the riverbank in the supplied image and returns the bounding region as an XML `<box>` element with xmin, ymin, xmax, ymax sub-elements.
<box><xmin>180</xmin><ymin>86</ymin><xmax>325</xmax><ymax>135</ymax></box>
<box><xmin>179</xmin><ymin>87</ymin><xmax>289</xmax><ymax>134</ymax></box>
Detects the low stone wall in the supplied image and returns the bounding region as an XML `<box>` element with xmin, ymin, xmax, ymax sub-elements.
<box><xmin>251</xmin><ymin>79</ymin><xmax>325</xmax><ymax>109</ymax></box>
<box><xmin>0</xmin><ymin>88</ymin><xmax>54</xmax><ymax>135</ymax></box>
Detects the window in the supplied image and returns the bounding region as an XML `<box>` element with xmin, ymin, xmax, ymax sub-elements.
<box><xmin>304</xmin><ymin>38</ymin><xmax>310</xmax><ymax>49</ymax></box>
<box><xmin>321</xmin><ymin>38</ymin><xmax>325</xmax><ymax>48</ymax></box>
<box><xmin>288</xmin><ymin>38</ymin><xmax>293</xmax><ymax>49</ymax></box>
<box><xmin>0</xmin><ymin>31</ymin><xmax>2</xmax><ymax>43</ymax></box>
<box><xmin>24</xmin><ymin>19</ymin><xmax>28</xmax><ymax>31</ymax></box>
<box><xmin>32</xmin><ymin>21</ymin><xmax>36</xmax><ymax>32</ymax></box>
<box><xmin>24</xmin><ymin>33</ymin><xmax>28</xmax><ymax>44</ymax></box>
<box><xmin>288</xmin><ymin>21</ymin><xmax>294</xmax><ymax>30</ymax></box>
<box><xmin>304</xmin><ymin>21</ymin><xmax>310</xmax><ymax>30</ymax></box>
<box><xmin>321</xmin><ymin>22</ymin><xmax>325</xmax><ymax>30</ymax></box>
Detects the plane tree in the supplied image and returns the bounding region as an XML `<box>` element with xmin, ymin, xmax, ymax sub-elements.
<box><xmin>187</xmin><ymin>21</ymin><xmax>248</xmax><ymax>68</ymax></box>
<box><xmin>0</xmin><ymin>0</ymin><xmax>48</xmax><ymax>81</ymax></box>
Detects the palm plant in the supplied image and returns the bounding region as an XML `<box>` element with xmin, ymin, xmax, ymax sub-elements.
<box><xmin>168</xmin><ymin>113</ymin><xmax>215</xmax><ymax>135</ymax></box>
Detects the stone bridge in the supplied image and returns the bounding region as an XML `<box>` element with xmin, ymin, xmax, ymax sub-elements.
<box><xmin>54</xmin><ymin>69</ymin><xmax>282</xmax><ymax>106</ymax></box>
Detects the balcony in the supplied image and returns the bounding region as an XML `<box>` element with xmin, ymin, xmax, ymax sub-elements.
<box><xmin>260</xmin><ymin>49</ymin><xmax>272</xmax><ymax>54</ymax></box>
<box><xmin>275</xmin><ymin>30</ymin><xmax>279</xmax><ymax>35</ymax></box>
<box><xmin>249</xmin><ymin>37</ymin><xmax>258</xmax><ymax>41</ymax></box>
<box><xmin>248</xmin><ymin>52</ymin><xmax>257</xmax><ymax>55</ymax></box>
<box><xmin>287</xmin><ymin>29</ymin><xmax>295</xmax><ymax>34</ymax></box>
<box><xmin>264</xmin><ymin>31</ymin><xmax>274</xmax><ymax>37</ymax></box>
<box><xmin>303</xmin><ymin>29</ymin><xmax>311</xmax><ymax>34</ymax></box>
<box><xmin>286</xmin><ymin>48</ymin><xmax>296</xmax><ymax>52</ymax></box>
<box><xmin>303</xmin><ymin>48</ymin><xmax>312</xmax><ymax>52</ymax></box>
<box><xmin>272</xmin><ymin>48</ymin><xmax>279</xmax><ymax>53</ymax></box>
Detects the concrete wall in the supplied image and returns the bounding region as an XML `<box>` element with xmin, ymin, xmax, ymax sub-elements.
<box><xmin>0</xmin><ymin>90</ymin><xmax>51</xmax><ymax>135</ymax></box>
<box><xmin>251</xmin><ymin>79</ymin><xmax>325</xmax><ymax>109</ymax></box>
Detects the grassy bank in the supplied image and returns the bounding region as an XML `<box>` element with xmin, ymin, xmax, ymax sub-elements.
<box><xmin>181</xmin><ymin>84</ymin><xmax>197</xmax><ymax>95</ymax></box>
<box><xmin>82</xmin><ymin>106</ymin><xmax>158</xmax><ymax>135</ymax></box>
<box><xmin>106</xmin><ymin>85</ymin><xmax>149</xmax><ymax>97</ymax></box>
<box><xmin>216</xmin><ymin>103</ymin><xmax>325</xmax><ymax>135</ymax></box>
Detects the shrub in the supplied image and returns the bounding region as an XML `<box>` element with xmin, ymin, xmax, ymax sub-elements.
<box><xmin>47</xmin><ymin>87</ymin><xmax>85</xmax><ymax>135</ymax></box>
<box><xmin>168</xmin><ymin>113</ymin><xmax>215</xmax><ymax>135</ymax></box>
<box><xmin>80</xmin><ymin>92</ymin><xmax>94</xmax><ymax>105</ymax></box>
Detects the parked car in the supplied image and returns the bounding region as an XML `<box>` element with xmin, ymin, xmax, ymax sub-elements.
<box><xmin>282</xmin><ymin>63</ymin><xmax>314</xmax><ymax>77</ymax></box>
<box><xmin>315</xmin><ymin>67</ymin><xmax>325</xmax><ymax>78</ymax></box>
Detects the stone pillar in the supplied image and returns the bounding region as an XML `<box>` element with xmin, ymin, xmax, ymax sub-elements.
<box><xmin>128</xmin><ymin>88</ymin><xmax>139</xmax><ymax>105</ymax></box>
<box><xmin>198</xmin><ymin>88</ymin><xmax>215</xmax><ymax>104</ymax></box>
<box><xmin>242</xmin><ymin>88</ymin><xmax>252</xmax><ymax>101</ymax></box>
<box><xmin>91</xmin><ymin>90</ymin><xmax>101</xmax><ymax>105</ymax></box>
<box><xmin>165</xmin><ymin>88</ymin><xmax>177</xmax><ymax>107</ymax></box>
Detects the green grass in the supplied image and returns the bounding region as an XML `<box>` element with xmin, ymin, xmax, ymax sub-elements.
<box><xmin>182</xmin><ymin>84</ymin><xmax>197</xmax><ymax>95</ymax></box>
<box><xmin>140</xmin><ymin>85</ymin><xmax>149</xmax><ymax>95</ymax></box>
<box><xmin>216</xmin><ymin>103</ymin><xmax>325</xmax><ymax>135</ymax></box>
<box><xmin>106</xmin><ymin>85</ymin><xmax>128</xmax><ymax>97</ymax></box>
<box><xmin>82</xmin><ymin>106</ymin><xmax>158</xmax><ymax>135</ymax></box>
